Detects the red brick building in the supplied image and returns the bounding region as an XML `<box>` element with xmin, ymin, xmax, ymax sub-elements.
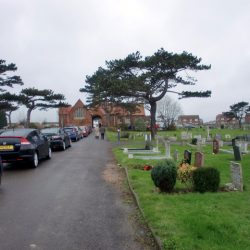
<box><xmin>245</xmin><ymin>113</ymin><xmax>250</xmax><ymax>124</ymax></box>
<box><xmin>216</xmin><ymin>113</ymin><xmax>239</xmax><ymax>127</ymax></box>
<box><xmin>58</xmin><ymin>99</ymin><xmax>146</xmax><ymax>127</ymax></box>
<box><xmin>177</xmin><ymin>115</ymin><xmax>202</xmax><ymax>126</ymax></box>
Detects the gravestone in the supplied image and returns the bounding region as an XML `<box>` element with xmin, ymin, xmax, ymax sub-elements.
<box><xmin>213</xmin><ymin>139</ymin><xmax>219</xmax><ymax>154</ymax></box>
<box><xmin>173</xmin><ymin>149</ymin><xmax>179</xmax><ymax>162</ymax></box>
<box><xmin>206</xmin><ymin>126</ymin><xmax>210</xmax><ymax>139</ymax></box>
<box><xmin>201</xmin><ymin>138</ymin><xmax>206</xmax><ymax>145</ymax></box>
<box><xmin>196</xmin><ymin>139</ymin><xmax>202</xmax><ymax>151</ymax></box>
<box><xmin>194</xmin><ymin>152</ymin><xmax>204</xmax><ymax>167</ymax></box>
<box><xmin>128</xmin><ymin>154</ymin><xmax>133</xmax><ymax>159</ymax></box>
<box><xmin>230</xmin><ymin>162</ymin><xmax>243</xmax><ymax>191</ymax></box>
<box><xmin>225</xmin><ymin>134</ymin><xmax>231</xmax><ymax>140</ymax></box>
<box><xmin>232</xmin><ymin>138</ymin><xmax>236</xmax><ymax>147</ymax></box>
<box><xmin>233</xmin><ymin>146</ymin><xmax>241</xmax><ymax>161</ymax></box>
<box><xmin>219</xmin><ymin>140</ymin><xmax>224</xmax><ymax>147</ymax></box>
<box><xmin>184</xmin><ymin>150</ymin><xmax>192</xmax><ymax>164</ymax></box>
<box><xmin>215</xmin><ymin>134</ymin><xmax>221</xmax><ymax>140</ymax></box>
<box><xmin>237</xmin><ymin>141</ymin><xmax>249</xmax><ymax>154</ymax></box>
<box><xmin>165</xmin><ymin>141</ymin><xmax>171</xmax><ymax>158</ymax></box>
<box><xmin>145</xmin><ymin>134</ymin><xmax>151</xmax><ymax>141</ymax></box>
<box><xmin>194</xmin><ymin>135</ymin><xmax>202</xmax><ymax>140</ymax></box>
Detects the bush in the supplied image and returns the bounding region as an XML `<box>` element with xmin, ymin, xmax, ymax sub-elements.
<box><xmin>151</xmin><ymin>160</ymin><xmax>177</xmax><ymax>192</ymax></box>
<box><xmin>193</xmin><ymin>167</ymin><xmax>220</xmax><ymax>193</ymax></box>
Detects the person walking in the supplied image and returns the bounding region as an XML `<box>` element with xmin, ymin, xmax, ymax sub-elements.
<box><xmin>99</xmin><ymin>123</ymin><xmax>106</xmax><ymax>140</ymax></box>
<box><xmin>94</xmin><ymin>125</ymin><xmax>100</xmax><ymax>139</ymax></box>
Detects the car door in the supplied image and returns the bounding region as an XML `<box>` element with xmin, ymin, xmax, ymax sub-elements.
<box><xmin>30</xmin><ymin>131</ymin><xmax>47</xmax><ymax>158</ymax></box>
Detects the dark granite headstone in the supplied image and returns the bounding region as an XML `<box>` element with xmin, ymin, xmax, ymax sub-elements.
<box><xmin>233</xmin><ymin>146</ymin><xmax>241</xmax><ymax>161</ymax></box>
<box><xmin>232</xmin><ymin>138</ymin><xmax>236</xmax><ymax>147</ymax></box>
<box><xmin>184</xmin><ymin>150</ymin><xmax>192</xmax><ymax>164</ymax></box>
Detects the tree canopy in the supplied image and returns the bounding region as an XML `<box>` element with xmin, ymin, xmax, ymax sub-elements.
<box><xmin>18</xmin><ymin>88</ymin><xmax>69</xmax><ymax>127</ymax></box>
<box><xmin>80</xmin><ymin>48</ymin><xmax>211</xmax><ymax>138</ymax></box>
<box><xmin>0</xmin><ymin>59</ymin><xmax>23</xmax><ymax>111</ymax></box>
<box><xmin>224</xmin><ymin>101</ymin><xmax>250</xmax><ymax>128</ymax></box>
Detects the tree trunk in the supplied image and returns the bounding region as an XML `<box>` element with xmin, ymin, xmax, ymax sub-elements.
<box><xmin>7</xmin><ymin>114</ymin><xmax>11</xmax><ymax>127</ymax></box>
<box><xmin>26</xmin><ymin>108</ymin><xmax>32</xmax><ymax>128</ymax></box>
<box><xmin>150</xmin><ymin>101</ymin><xmax>157</xmax><ymax>139</ymax></box>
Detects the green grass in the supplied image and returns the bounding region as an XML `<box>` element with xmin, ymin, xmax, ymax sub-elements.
<box><xmin>108</xmin><ymin>128</ymin><xmax>250</xmax><ymax>250</ymax></box>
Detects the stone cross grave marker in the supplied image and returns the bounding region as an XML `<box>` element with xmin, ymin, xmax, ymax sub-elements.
<box><xmin>194</xmin><ymin>152</ymin><xmax>204</xmax><ymax>167</ymax></box>
<box><xmin>230</xmin><ymin>162</ymin><xmax>243</xmax><ymax>191</ymax></box>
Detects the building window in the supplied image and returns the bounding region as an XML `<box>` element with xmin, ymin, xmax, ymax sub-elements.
<box><xmin>74</xmin><ymin>108</ymin><xmax>85</xmax><ymax>119</ymax></box>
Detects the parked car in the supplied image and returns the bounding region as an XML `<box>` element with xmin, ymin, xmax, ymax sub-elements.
<box><xmin>0</xmin><ymin>128</ymin><xmax>51</xmax><ymax>168</ymax></box>
<box><xmin>63</xmin><ymin>126</ymin><xmax>81</xmax><ymax>142</ymax></box>
<box><xmin>41</xmin><ymin>127</ymin><xmax>71</xmax><ymax>151</ymax></box>
<box><xmin>79</xmin><ymin>126</ymin><xmax>89</xmax><ymax>137</ymax></box>
<box><xmin>77</xmin><ymin>127</ymin><xmax>84</xmax><ymax>139</ymax></box>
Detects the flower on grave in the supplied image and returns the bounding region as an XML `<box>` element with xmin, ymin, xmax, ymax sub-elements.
<box><xmin>143</xmin><ymin>165</ymin><xmax>153</xmax><ymax>171</ymax></box>
<box><xmin>177</xmin><ymin>162</ymin><xmax>197</xmax><ymax>188</ymax></box>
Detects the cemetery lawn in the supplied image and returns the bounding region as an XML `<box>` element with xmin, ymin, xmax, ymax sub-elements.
<box><xmin>108</xmin><ymin>129</ymin><xmax>250</xmax><ymax>250</ymax></box>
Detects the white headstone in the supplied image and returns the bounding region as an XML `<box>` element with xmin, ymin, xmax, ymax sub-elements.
<box><xmin>165</xmin><ymin>141</ymin><xmax>171</xmax><ymax>158</ymax></box>
<box><xmin>128</xmin><ymin>154</ymin><xmax>134</xmax><ymax>159</ymax></box>
<box><xmin>230</xmin><ymin>162</ymin><xmax>243</xmax><ymax>191</ymax></box>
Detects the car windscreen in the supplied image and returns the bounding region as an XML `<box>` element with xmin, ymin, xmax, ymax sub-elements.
<box><xmin>64</xmin><ymin>128</ymin><xmax>74</xmax><ymax>132</ymax></box>
<box><xmin>0</xmin><ymin>129</ymin><xmax>32</xmax><ymax>137</ymax></box>
<box><xmin>41</xmin><ymin>128</ymin><xmax>59</xmax><ymax>134</ymax></box>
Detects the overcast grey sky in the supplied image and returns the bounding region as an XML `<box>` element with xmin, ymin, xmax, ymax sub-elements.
<box><xmin>1</xmin><ymin>0</ymin><xmax>250</xmax><ymax>123</ymax></box>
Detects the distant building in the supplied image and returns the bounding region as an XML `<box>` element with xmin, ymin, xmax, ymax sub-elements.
<box><xmin>58</xmin><ymin>99</ymin><xmax>146</xmax><ymax>127</ymax></box>
<box><xmin>216</xmin><ymin>113</ymin><xmax>239</xmax><ymax>127</ymax></box>
<box><xmin>245</xmin><ymin>113</ymin><xmax>250</xmax><ymax>124</ymax></box>
<box><xmin>177</xmin><ymin>115</ymin><xmax>202</xmax><ymax>127</ymax></box>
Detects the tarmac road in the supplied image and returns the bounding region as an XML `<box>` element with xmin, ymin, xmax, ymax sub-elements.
<box><xmin>0</xmin><ymin>135</ymin><xmax>156</xmax><ymax>250</ymax></box>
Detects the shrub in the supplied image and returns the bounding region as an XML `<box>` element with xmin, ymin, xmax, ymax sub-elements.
<box><xmin>193</xmin><ymin>167</ymin><xmax>220</xmax><ymax>193</ymax></box>
<box><xmin>151</xmin><ymin>160</ymin><xmax>177</xmax><ymax>192</ymax></box>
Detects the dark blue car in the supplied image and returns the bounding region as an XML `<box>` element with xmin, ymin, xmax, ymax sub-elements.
<box><xmin>63</xmin><ymin>126</ymin><xmax>81</xmax><ymax>142</ymax></box>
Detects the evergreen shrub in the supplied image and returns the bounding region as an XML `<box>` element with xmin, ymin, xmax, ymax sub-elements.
<box><xmin>151</xmin><ymin>160</ymin><xmax>177</xmax><ymax>192</ymax></box>
<box><xmin>193</xmin><ymin>167</ymin><xmax>220</xmax><ymax>193</ymax></box>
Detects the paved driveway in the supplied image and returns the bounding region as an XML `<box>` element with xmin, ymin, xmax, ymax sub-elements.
<box><xmin>0</xmin><ymin>134</ymin><xmax>156</xmax><ymax>250</ymax></box>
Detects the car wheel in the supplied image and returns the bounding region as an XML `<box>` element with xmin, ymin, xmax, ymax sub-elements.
<box><xmin>62</xmin><ymin>142</ymin><xmax>66</xmax><ymax>151</ymax></box>
<box><xmin>30</xmin><ymin>152</ymin><xmax>39</xmax><ymax>168</ymax></box>
<box><xmin>47</xmin><ymin>147</ymin><xmax>52</xmax><ymax>159</ymax></box>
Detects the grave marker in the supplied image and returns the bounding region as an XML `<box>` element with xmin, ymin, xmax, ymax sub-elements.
<box><xmin>173</xmin><ymin>150</ymin><xmax>179</xmax><ymax>162</ymax></box>
<box><xmin>194</xmin><ymin>152</ymin><xmax>204</xmax><ymax>167</ymax></box>
<box><xmin>184</xmin><ymin>150</ymin><xmax>192</xmax><ymax>164</ymax></box>
<box><xmin>213</xmin><ymin>139</ymin><xmax>219</xmax><ymax>154</ymax></box>
<box><xmin>230</xmin><ymin>162</ymin><xmax>243</xmax><ymax>191</ymax></box>
<box><xmin>165</xmin><ymin>141</ymin><xmax>171</xmax><ymax>158</ymax></box>
<box><xmin>233</xmin><ymin>146</ymin><xmax>241</xmax><ymax>161</ymax></box>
